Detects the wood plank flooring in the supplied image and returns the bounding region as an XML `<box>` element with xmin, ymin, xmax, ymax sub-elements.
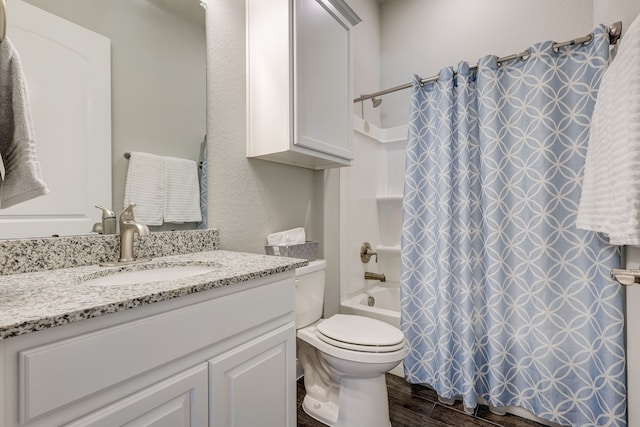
<box><xmin>297</xmin><ymin>374</ymin><xmax>547</xmax><ymax>427</ymax></box>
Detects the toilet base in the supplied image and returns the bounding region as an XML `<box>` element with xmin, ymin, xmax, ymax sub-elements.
<box><xmin>302</xmin><ymin>394</ymin><xmax>339</xmax><ymax>426</ymax></box>
<box><xmin>302</xmin><ymin>373</ymin><xmax>392</xmax><ymax>427</ymax></box>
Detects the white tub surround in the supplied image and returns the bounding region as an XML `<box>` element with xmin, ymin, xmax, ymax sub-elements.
<box><xmin>341</xmin><ymin>285</ymin><xmax>400</xmax><ymax>329</ymax></box>
<box><xmin>341</xmin><ymin>285</ymin><xmax>403</xmax><ymax>378</ymax></box>
<box><xmin>0</xmin><ymin>249</ymin><xmax>306</xmax><ymax>426</ymax></box>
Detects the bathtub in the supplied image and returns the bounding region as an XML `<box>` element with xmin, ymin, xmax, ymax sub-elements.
<box><xmin>340</xmin><ymin>286</ymin><xmax>401</xmax><ymax>329</ymax></box>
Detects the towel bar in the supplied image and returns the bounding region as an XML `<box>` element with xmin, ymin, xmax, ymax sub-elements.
<box><xmin>611</xmin><ymin>269</ymin><xmax>640</xmax><ymax>286</ymax></box>
<box><xmin>123</xmin><ymin>152</ymin><xmax>203</xmax><ymax>169</ymax></box>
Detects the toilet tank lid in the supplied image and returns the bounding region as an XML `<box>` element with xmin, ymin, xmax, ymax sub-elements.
<box><xmin>295</xmin><ymin>259</ymin><xmax>326</xmax><ymax>275</ymax></box>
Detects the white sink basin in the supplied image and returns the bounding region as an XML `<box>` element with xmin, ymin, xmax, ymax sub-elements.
<box><xmin>82</xmin><ymin>265</ymin><xmax>217</xmax><ymax>286</ymax></box>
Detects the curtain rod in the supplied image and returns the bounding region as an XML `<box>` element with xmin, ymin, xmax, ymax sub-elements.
<box><xmin>353</xmin><ymin>21</ymin><xmax>623</xmax><ymax>104</ymax></box>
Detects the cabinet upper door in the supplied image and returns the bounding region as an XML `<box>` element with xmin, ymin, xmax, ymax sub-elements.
<box><xmin>293</xmin><ymin>0</ymin><xmax>353</xmax><ymax>161</ymax></box>
<box><xmin>246</xmin><ymin>0</ymin><xmax>360</xmax><ymax>170</ymax></box>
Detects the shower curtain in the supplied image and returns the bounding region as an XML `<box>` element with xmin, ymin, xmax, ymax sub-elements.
<box><xmin>400</xmin><ymin>26</ymin><xmax>626</xmax><ymax>426</ymax></box>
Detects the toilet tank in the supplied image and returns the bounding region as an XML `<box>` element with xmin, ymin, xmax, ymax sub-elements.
<box><xmin>295</xmin><ymin>259</ymin><xmax>326</xmax><ymax>328</ymax></box>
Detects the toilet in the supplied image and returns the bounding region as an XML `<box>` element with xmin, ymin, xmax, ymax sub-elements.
<box><xmin>295</xmin><ymin>260</ymin><xmax>407</xmax><ymax>427</ymax></box>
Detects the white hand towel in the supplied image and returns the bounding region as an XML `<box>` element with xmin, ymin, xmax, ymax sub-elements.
<box><xmin>267</xmin><ymin>227</ymin><xmax>306</xmax><ymax>246</ymax></box>
<box><xmin>123</xmin><ymin>152</ymin><xmax>165</xmax><ymax>226</ymax></box>
<box><xmin>576</xmin><ymin>15</ymin><xmax>640</xmax><ymax>245</ymax></box>
<box><xmin>164</xmin><ymin>156</ymin><xmax>202</xmax><ymax>223</ymax></box>
<box><xmin>0</xmin><ymin>38</ymin><xmax>49</xmax><ymax>208</ymax></box>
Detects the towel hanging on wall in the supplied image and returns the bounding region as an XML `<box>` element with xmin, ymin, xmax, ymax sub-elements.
<box><xmin>123</xmin><ymin>151</ymin><xmax>202</xmax><ymax>225</ymax></box>
<box><xmin>577</xmin><ymin>15</ymin><xmax>640</xmax><ymax>244</ymax></box>
<box><xmin>123</xmin><ymin>152</ymin><xmax>165</xmax><ymax>225</ymax></box>
<box><xmin>164</xmin><ymin>156</ymin><xmax>201</xmax><ymax>223</ymax></box>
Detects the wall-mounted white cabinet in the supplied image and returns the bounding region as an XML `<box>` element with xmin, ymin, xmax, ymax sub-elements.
<box><xmin>246</xmin><ymin>0</ymin><xmax>361</xmax><ymax>170</ymax></box>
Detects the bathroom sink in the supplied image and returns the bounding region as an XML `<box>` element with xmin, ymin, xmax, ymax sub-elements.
<box><xmin>81</xmin><ymin>264</ymin><xmax>218</xmax><ymax>286</ymax></box>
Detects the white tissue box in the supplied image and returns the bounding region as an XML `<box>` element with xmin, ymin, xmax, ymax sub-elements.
<box><xmin>265</xmin><ymin>241</ymin><xmax>319</xmax><ymax>261</ymax></box>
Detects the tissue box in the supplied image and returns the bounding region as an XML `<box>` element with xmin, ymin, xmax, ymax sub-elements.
<box><xmin>265</xmin><ymin>241</ymin><xmax>319</xmax><ymax>261</ymax></box>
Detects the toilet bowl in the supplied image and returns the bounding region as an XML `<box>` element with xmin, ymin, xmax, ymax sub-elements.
<box><xmin>296</xmin><ymin>260</ymin><xmax>407</xmax><ymax>427</ymax></box>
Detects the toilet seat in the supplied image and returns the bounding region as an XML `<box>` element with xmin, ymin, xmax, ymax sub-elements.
<box><xmin>315</xmin><ymin>314</ymin><xmax>405</xmax><ymax>353</ymax></box>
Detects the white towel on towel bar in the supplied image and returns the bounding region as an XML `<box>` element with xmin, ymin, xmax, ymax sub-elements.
<box><xmin>577</xmin><ymin>15</ymin><xmax>640</xmax><ymax>245</ymax></box>
<box><xmin>123</xmin><ymin>152</ymin><xmax>165</xmax><ymax>226</ymax></box>
<box><xmin>164</xmin><ymin>156</ymin><xmax>202</xmax><ymax>223</ymax></box>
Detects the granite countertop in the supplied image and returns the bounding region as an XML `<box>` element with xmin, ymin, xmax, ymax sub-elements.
<box><xmin>0</xmin><ymin>251</ymin><xmax>308</xmax><ymax>340</ymax></box>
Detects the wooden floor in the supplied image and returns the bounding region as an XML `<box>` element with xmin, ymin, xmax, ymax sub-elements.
<box><xmin>297</xmin><ymin>374</ymin><xmax>547</xmax><ymax>427</ymax></box>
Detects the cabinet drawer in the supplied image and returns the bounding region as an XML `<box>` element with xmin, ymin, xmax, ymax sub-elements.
<box><xmin>18</xmin><ymin>278</ymin><xmax>294</xmax><ymax>422</ymax></box>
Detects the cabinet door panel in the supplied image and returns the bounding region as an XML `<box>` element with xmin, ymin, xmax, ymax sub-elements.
<box><xmin>294</xmin><ymin>0</ymin><xmax>352</xmax><ymax>160</ymax></box>
<box><xmin>209</xmin><ymin>324</ymin><xmax>296</xmax><ymax>427</ymax></box>
<box><xmin>65</xmin><ymin>364</ymin><xmax>208</xmax><ymax>427</ymax></box>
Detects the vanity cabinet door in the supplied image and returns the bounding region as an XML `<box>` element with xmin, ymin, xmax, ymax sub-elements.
<box><xmin>246</xmin><ymin>0</ymin><xmax>360</xmax><ymax>170</ymax></box>
<box><xmin>208</xmin><ymin>323</ymin><xmax>296</xmax><ymax>427</ymax></box>
<box><xmin>65</xmin><ymin>363</ymin><xmax>208</xmax><ymax>427</ymax></box>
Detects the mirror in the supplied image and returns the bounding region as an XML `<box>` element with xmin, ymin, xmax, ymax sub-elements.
<box><xmin>1</xmin><ymin>0</ymin><xmax>206</xmax><ymax>238</ymax></box>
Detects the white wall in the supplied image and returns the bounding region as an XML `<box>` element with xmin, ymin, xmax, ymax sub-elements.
<box><xmin>379</xmin><ymin>0</ymin><xmax>594</xmax><ymax>128</ymax></box>
<box><xmin>336</xmin><ymin>0</ymin><xmax>385</xmax><ymax>306</ymax></box>
<box><xmin>205</xmin><ymin>0</ymin><xmax>321</xmax><ymax>254</ymax></box>
<box><xmin>340</xmin><ymin>127</ymin><xmax>387</xmax><ymax>299</ymax></box>
<box><xmin>593</xmin><ymin>0</ymin><xmax>639</xmax><ymax>35</ymax></box>
<box><xmin>204</xmin><ymin>0</ymin><xmax>383</xmax><ymax>317</ymax></box>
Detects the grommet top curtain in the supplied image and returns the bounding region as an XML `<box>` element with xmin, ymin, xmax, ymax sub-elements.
<box><xmin>400</xmin><ymin>26</ymin><xmax>626</xmax><ymax>426</ymax></box>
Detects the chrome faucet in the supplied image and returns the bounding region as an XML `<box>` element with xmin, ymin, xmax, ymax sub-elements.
<box><xmin>364</xmin><ymin>272</ymin><xmax>386</xmax><ymax>282</ymax></box>
<box><xmin>118</xmin><ymin>203</ymin><xmax>150</xmax><ymax>263</ymax></box>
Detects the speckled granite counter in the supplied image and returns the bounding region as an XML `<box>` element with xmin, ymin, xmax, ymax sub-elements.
<box><xmin>0</xmin><ymin>229</ymin><xmax>220</xmax><ymax>275</ymax></box>
<box><xmin>0</xmin><ymin>250</ymin><xmax>307</xmax><ymax>340</ymax></box>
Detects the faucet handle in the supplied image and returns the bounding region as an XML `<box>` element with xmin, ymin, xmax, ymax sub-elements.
<box><xmin>120</xmin><ymin>203</ymin><xmax>137</xmax><ymax>221</ymax></box>
<box><xmin>95</xmin><ymin>205</ymin><xmax>116</xmax><ymax>219</ymax></box>
<box><xmin>360</xmin><ymin>242</ymin><xmax>378</xmax><ymax>263</ymax></box>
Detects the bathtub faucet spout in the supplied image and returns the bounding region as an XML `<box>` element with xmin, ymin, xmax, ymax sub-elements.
<box><xmin>364</xmin><ymin>272</ymin><xmax>386</xmax><ymax>282</ymax></box>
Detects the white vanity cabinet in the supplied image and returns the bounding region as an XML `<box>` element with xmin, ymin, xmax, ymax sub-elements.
<box><xmin>246</xmin><ymin>0</ymin><xmax>361</xmax><ymax>170</ymax></box>
<box><xmin>0</xmin><ymin>274</ymin><xmax>297</xmax><ymax>427</ymax></box>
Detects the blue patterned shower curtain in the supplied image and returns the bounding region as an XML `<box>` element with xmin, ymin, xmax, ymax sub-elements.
<box><xmin>400</xmin><ymin>26</ymin><xmax>626</xmax><ymax>426</ymax></box>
